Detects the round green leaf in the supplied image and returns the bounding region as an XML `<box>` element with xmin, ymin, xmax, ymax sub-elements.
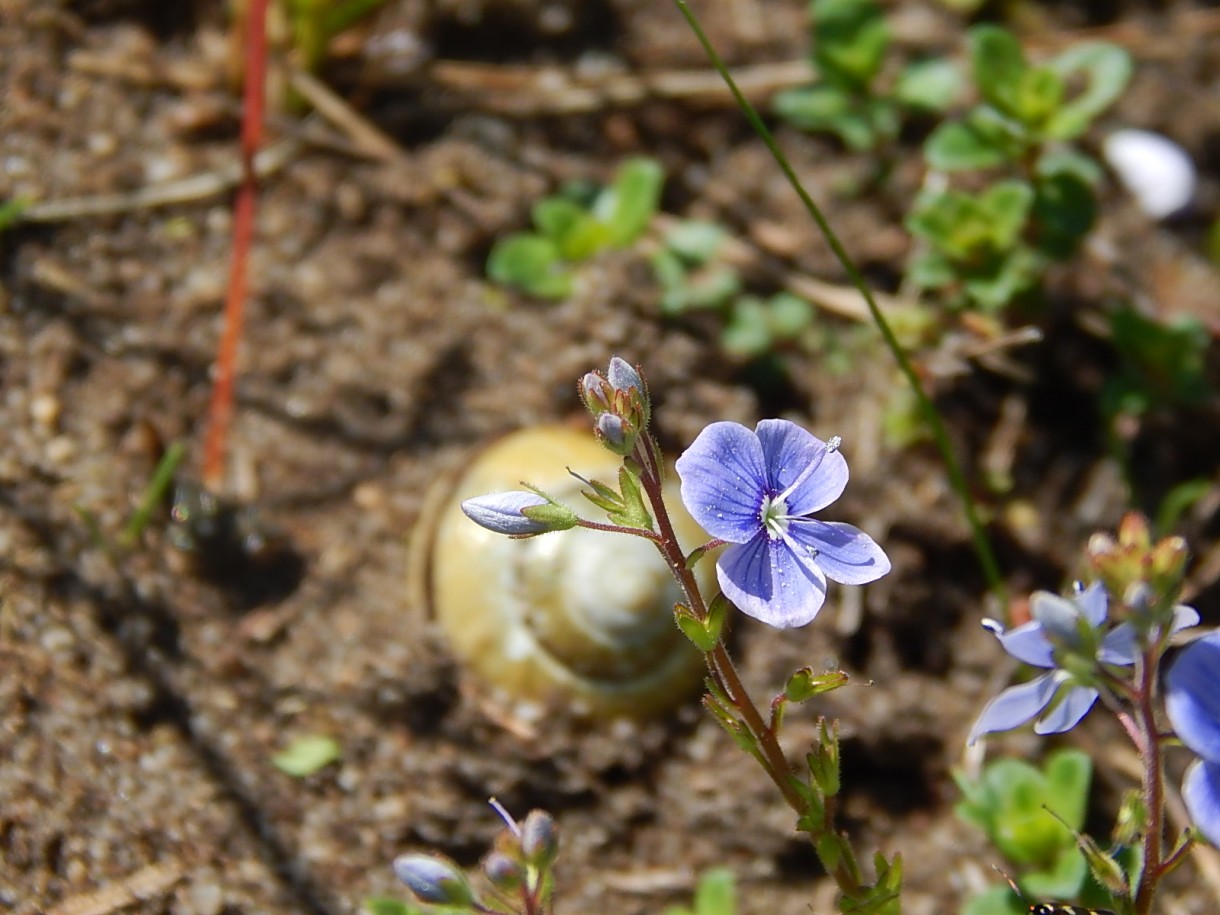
<box><xmin>1044</xmin><ymin>42</ymin><xmax>1133</xmax><ymax>140</ymax></box>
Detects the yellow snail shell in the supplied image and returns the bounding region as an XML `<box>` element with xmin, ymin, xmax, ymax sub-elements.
<box><xmin>421</xmin><ymin>426</ymin><xmax>714</xmax><ymax>722</ymax></box>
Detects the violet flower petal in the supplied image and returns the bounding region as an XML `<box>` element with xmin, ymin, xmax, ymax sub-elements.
<box><xmin>461</xmin><ymin>491</ymin><xmax>551</xmax><ymax>536</ymax></box>
<box><xmin>1034</xmin><ymin>685</ymin><xmax>1099</xmax><ymax>735</ymax></box>
<box><xmin>968</xmin><ymin>671</ymin><xmax>1062</xmax><ymax>745</ymax></box>
<box><xmin>787</xmin><ymin>519</ymin><xmax>890</xmax><ymax>585</ymax></box>
<box><xmin>1075</xmin><ymin>581</ymin><xmax>1109</xmax><ymax>627</ymax></box>
<box><xmin>1166</xmin><ymin>631</ymin><xmax>1220</xmax><ymax>761</ymax></box>
<box><xmin>989</xmin><ymin>619</ymin><xmax>1055</xmax><ymax>668</ymax></box>
<box><xmin>717</xmin><ymin>535</ymin><xmax>827</xmax><ymax>628</ymax></box>
<box><xmin>1171</xmin><ymin>604</ymin><xmax>1202</xmax><ymax>633</ymax></box>
<box><xmin>1031</xmin><ymin>591</ymin><xmax>1088</xmax><ymax>645</ymax></box>
<box><xmin>1182</xmin><ymin>759</ymin><xmax>1220</xmax><ymax>847</ymax></box>
<box><xmin>1099</xmin><ymin>624</ymin><xmax>1138</xmax><ymax>666</ymax></box>
<box><xmin>676</xmin><ymin>422</ymin><xmax>767</xmax><ymax>542</ymax></box>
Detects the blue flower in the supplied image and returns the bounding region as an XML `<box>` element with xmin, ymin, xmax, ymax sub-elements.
<box><xmin>1166</xmin><ymin>630</ymin><xmax>1220</xmax><ymax>847</ymax></box>
<box><xmin>675</xmin><ymin>419</ymin><xmax>890</xmax><ymax>629</ymax></box>
<box><xmin>968</xmin><ymin>583</ymin><xmax>1199</xmax><ymax>745</ymax></box>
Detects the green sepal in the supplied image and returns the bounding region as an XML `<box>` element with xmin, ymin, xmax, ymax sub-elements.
<box><xmin>784</xmin><ymin>667</ymin><xmax>849</xmax><ymax>703</ymax></box>
<box><xmin>806</xmin><ymin>719</ymin><xmax>841</xmax><ymax>797</ymax></box>
<box><xmin>1076</xmin><ymin>831</ymin><xmax>1128</xmax><ymax>898</ymax></box>
<box><xmin>578</xmin><ymin>475</ymin><xmax>626</xmax><ymax>515</ymax></box>
<box><xmin>676</xmin><ymin>598</ymin><xmax>726</xmax><ymax>652</ymax></box>
<box><xmin>605</xmin><ymin>465</ymin><xmax>653</xmax><ymax>530</ymax></box>
<box><xmin>518</xmin><ymin>488</ymin><xmax>580</xmax><ymax>533</ymax></box>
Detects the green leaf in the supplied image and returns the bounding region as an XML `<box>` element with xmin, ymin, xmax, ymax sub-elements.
<box><xmin>905</xmin><ymin>250</ymin><xmax>956</xmax><ymax>289</ymax></box>
<box><xmin>979</xmin><ymin>180</ymin><xmax>1036</xmax><ymax>250</ymax></box>
<box><xmin>691</xmin><ymin>868</ymin><xmax>736</xmax><ymax>915</ymax></box>
<box><xmin>1042</xmin><ymin>749</ymin><xmax>1092</xmax><ymax>831</ymax></box>
<box><xmin>969</xmin><ymin>25</ymin><xmax>1029</xmax><ymax>119</ymax></box>
<box><xmin>722</xmin><ymin>297</ymin><xmax>774</xmax><ymax>358</ymax></box>
<box><xmin>1044</xmin><ymin>42</ymin><xmax>1133</xmax><ymax>140</ymax></box>
<box><xmin>923</xmin><ymin>121</ymin><xmax>1010</xmax><ymax>171</ymax></box>
<box><xmin>961</xmin><ymin>247</ymin><xmax>1040</xmax><ymax>312</ymax></box>
<box><xmin>1036</xmin><ymin>147</ymin><xmax>1105</xmax><ymax>186</ymax></box>
<box><xmin>486</xmin><ymin>234</ymin><xmax>572</xmax><ymax>299</ymax></box>
<box><xmin>0</xmin><ymin>197</ymin><xmax>30</xmax><ymax>231</ymax></box>
<box><xmin>766</xmin><ymin>292</ymin><xmax>815</xmax><ymax>340</ymax></box>
<box><xmin>811</xmin><ymin>0</ymin><xmax>889</xmax><ymax>89</ymax></box>
<box><xmin>1155</xmin><ymin>478</ymin><xmax>1213</xmax><ymax>536</ymax></box>
<box><xmin>272</xmin><ymin>735</ymin><xmax>341</xmax><ymax>777</ymax></box>
<box><xmin>664</xmin><ymin>220</ymin><xmax>727</xmax><ymax>263</ymax></box>
<box><xmin>1013</xmin><ymin>66</ymin><xmax>1065</xmax><ymax>130</ymax></box>
<box><xmin>532</xmin><ymin>197</ymin><xmax>608</xmax><ymax>260</ymax></box>
<box><xmin>1031</xmin><ymin>171</ymin><xmax>1097</xmax><ymax>259</ymax></box>
<box><xmin>1020</xmin><ymin>850</ymin><xmax>1089</xmax><ymax>901</ymax></box>
<box><xmin>593</xmin><ymin>157</ymin><xmax>664</xmax><ymax>246</ymax></box>
<box><xmin>362</xmin><ymin>897</ymin><xmax>428</xmax><ymax>915</ymax></box>
<box><xmin>961</xmin><ymin>884</ymin><xmax>1026</xmax><ymax>915</ymax></box>
<box><xmin>773</xmin><ymin>83</ymin><xmax>855</xmax><ymax>129</ymax></box>
<box><xmin>893</xmin><ymin>58</ymin><xmax>963</xmax><ymax>112</ymax></box>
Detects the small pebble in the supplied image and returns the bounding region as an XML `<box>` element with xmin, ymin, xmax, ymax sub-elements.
<box><xmin>1103</xmin><ymin>128</ymin><xmax>1197</xmax><ymax>219</ymax></box>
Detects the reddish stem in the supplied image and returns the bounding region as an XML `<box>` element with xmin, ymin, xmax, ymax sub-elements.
<box><xmin>202</xmin><ymin>0</ymin><xmax>269</xmax><ymax>491</ymax></box>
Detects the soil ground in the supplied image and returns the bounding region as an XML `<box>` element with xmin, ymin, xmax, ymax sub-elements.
<box><xmin>2</xmin><ymin>1</ymin><xmax>1220</xmax><ymax>914</ymax></box>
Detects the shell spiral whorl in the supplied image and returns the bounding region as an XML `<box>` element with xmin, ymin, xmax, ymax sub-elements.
<box><xmin>424</xmin><ymin>426</ymin><xmax>713</xmax><ymax>722</ymax></box>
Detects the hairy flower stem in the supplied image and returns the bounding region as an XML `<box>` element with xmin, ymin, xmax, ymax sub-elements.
<box><xmin>632</xmin><ymin>432</ymin><xmax>875</xmax><ymax>904</ymax></box>
<box><xmin>1134</xmin><ymin>646</ymin><xmax>1167</xmax><ymax>915</ymax></box>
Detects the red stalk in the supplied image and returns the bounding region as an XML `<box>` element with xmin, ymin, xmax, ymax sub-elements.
<box><xmin>202</xmin><ymin>0</ymin><xmax>269</xmax><ymax>491</ymax></box>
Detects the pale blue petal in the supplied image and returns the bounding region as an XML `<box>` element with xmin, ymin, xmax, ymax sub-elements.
<box><xmin>787</xmin><ymin>519</ymin><xmax>890</xmax><ymax>585</ymax></box>
<box><xmin>717</xmin><ymin>533</ymin><xmax>827</xmax><ymax>628</ymax></box>
<box><xmin>676</xmin><ymin>422</ymin><xmax>766</xmax><ymax>542</ymax></box>
<box><xmin>1034</xmin><ymin>685</ymin><xmax>1099</xmax><ymax>734</ymax></box>
<box><xmin>1182</xmin><ymin>759</ymin><xmax>1220</xmax><ymax>847</ymax></box>
<box><xmin>1170</xmin><ymin>604</ymin><xmax>1201</xmax><ymax>634</ymax></box>
<box><xmin>992</xmin><ymin>620</ymin><xmax>1055</xmax><ymax>668</ymax></box>
<box><xmin>968</xmin><ymin>671</ymin><xmax>1061</xmax><ymax>744</ymax></box>
<box><xmin>755</xmin><ymin>420</ymin><xmax>848</xmax><ymax>516</ymax></box>
<box><xmin>1099</xmin><ymin>624</ymin><xmax>1138</xmax><ymax>666</ymax></box>
<box><xmin>755</xmin><ymin>419</ymin><xmax>826</xmax><ymax>495</ymax></box>
<box><xmin>1166</xmin><ymin>632</ymin><xmax>1220</xmax><ymax>761</ymax></box>
<box><xmin>461</xmin><ymin>491</ymin><xmax>550</xmax><ymax>536</ymax></box>
<box><xmin>1031</xmin><ymin>591</ymin><xmax>1085</xmax><ymax>645</ymax></box>
<box><xmin>1076</xmin><ymin>581</ymin><xmax>1109</xmax><ymax>627</ymax></box>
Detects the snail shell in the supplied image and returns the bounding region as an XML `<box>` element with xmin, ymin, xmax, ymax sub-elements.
<box><xmin>419</xmin><ymin>426</ymin><xmax>713</xmax><ymax>722</ymax></box>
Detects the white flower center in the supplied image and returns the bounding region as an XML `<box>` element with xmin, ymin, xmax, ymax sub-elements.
<box><xmin>760</xmin><ymin>494</ymin><xmax>789</xmax><ymax>539</ymax></box>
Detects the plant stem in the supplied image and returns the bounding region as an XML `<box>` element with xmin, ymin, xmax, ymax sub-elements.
<box><xmin>203</xmin><ymin>0</ymin><xmax>269</xmax><ymax>491</ymax></box>
<box><xmin>633</xmin><ymin>433</ymin><xmax>875</xmax><ymax>903</ymax></box>
<box><xmin>1134</xmin><ymin>646</ymin><xmax>1167</xmax><ymax>915</ymax></box>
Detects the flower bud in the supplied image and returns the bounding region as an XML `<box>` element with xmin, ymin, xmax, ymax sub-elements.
<box><xmin>579</xmin><ymin>372</ymin><xmax>612</xmax><ymax>414</ymax></box>
<box><xmin>393</xmin><ymin>853</ymin><xmax>476</xmax><ymax>907</ymax></box>
<box><xmin>461</xmin><ymin>491</ymin><xmax>577</xmax><ymax>537</ymax></box>
<box><xmin>482</xmin><ymin>851</ymin><xmax>524</xmax><ymax>891</ymax></box>
<box><xmin>520</xmin><ymin>809</ymin><xmax>559</xmax><ymax>869</ymax></box>
<box><xmin>606</xmin><ymin>356</ymin><xmax>644</xmax><ymax>396</ymax></box>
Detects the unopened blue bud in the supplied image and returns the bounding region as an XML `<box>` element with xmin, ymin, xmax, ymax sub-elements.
<box><xmin>607</xmin><ymin>357</ymin><xmax>643</xmax><ymax>395</ymax></box>
<box><xmin>579</xmin><ymin>372</ymin><xmax>612</xmax><ymax>413</ymax></box>
<box><xmin>482</xmin><ymin>851</ymin><xmax>524</xmax><ymax>890</ymax></box>
<box><xmin>393</xmin><ymin>853</ymin><xmax>476</xmax><ymax>907</ymax></box>
<box><xmin>520</xmin><ymin>809</ymin><xmax>559</xmax><ymax>868</ymax></box>
<box><xmin>462</xmin><ymin>491</ymin><xmax>552</xmax><ymax>535</ymax></box>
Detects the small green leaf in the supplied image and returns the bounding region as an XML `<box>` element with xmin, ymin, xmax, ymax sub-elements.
<box><xmin>664</xmin><ymin>220</ymin><xmax>727</xmax><ymax>263</ymax></box>
<box><xmin>691</xmin><ymin>868</ymin><xmax>735</xmax><ymax>915</ymax></box>
<box><xmin>923</xmin><ymin>121</ymin><xmax>1010</xmax><ymax>171</ymax></box>
<box><xmin>362</xmin><ymin>897</ymin><xmax>428</xmax><ymax>915</ymax></box>
<box><xmin>812</xmin><ymin>0</ymin><xmax>889</xmax><ymax>89</ymax></box>
<box><xmin>766</xmin><ymin>292</ymin><xmax>815</xmax><ymax>341</ymax></box>
<box><xmin>0</xmin><ymin>197</ymin><xmax>31</xmax><ymax>231</ymax></box>
<box><xmin>1014</xmin><ymin>66</ymin><xmax>1065</xmax><ymax>130</ymax></box>
<box><xmin>486</xmin><ymin>234</ymin><xmax>572</xmax><ymax>298</ymax></box>
<box><xmin>1037</xmin><ymin>147</ymin><xmax>1105</xmax><ymax>186</ymax></box>
<box><xmin>773</xmin><ymin>83</ymin><xmax>855</xmax><ymax>129</ymax></box>
<box><xmin>969</xmin><ymin>25</ymin><xmax>1029</xmax><ymax>118</ymax></box>
<box><xmin>1044</xmin><ymin>42</ymin><xmax>1133</xmax><ymax>140</ymax></box>
<box><xmin>1032</xmin><ymin>171</ymin><xmax>1097</xmax><ymax>259</ymax></box>
<box><xmin>594</xmin><ymin>157</ymin><xmax>664</xmax><ymax>247</ymax></box>
<box><xmin>893</xmin><ymin>58</ymin><xmax>963</xmax><ymax>112</ymax></box>
<box><xmin>722</xmin><ymin>297</ymin><xmax>773</xmax><ymax>358</ymax></box>
<box><xmin>905</xmin><ymin>250</ymin><xmax>956</xmax><ymax>289</ymax></box>
<box><xmin>272</xmin><ymin>735</ymin><xmax>341</xmax><ymax>777</ymax></box>
<box><xmin>532</xmin><ymin>197</ymin><xmax>608</xmax><ymax>260</ymax></box>
<box><xmin>1155</xmin><ymin>478</ymin><xmax>1213</xmax><ymax>536</ymax></box>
